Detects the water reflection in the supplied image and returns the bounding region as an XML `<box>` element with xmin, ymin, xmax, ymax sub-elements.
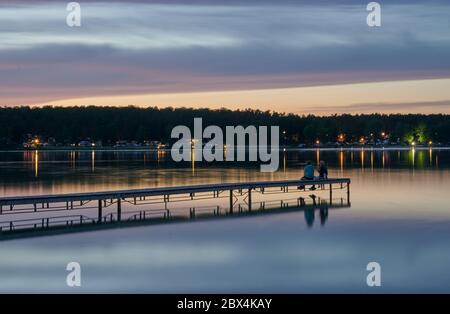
<box><xmin>191</xmin><ymin>147</ymin><xmax>196</xmax><ymax>176</ymax></box>
<box><xmin>370</xmin><ymin>150</ymin><xmax>374</xmax><ymax>171</ymax></box>
<box><xmin>429</xmin><ymin>147</ymin><xmax>433</xmax><ymax>166</ymax></box>
<box><xmin>0</xmin><ymin>198</ymin><xmax>341</xmax><ymax>241</ymax></box>
<box><xmin>1</xmin><ymin>149</ymin><xmax>450</xmax><ymax>292</ymax></box>
<box><xmin>0</xmin><ymin>148</ymin><xmax>449</xmax><ymax>197</ymax></box>
<box><xmin>34</xmin><ymin>150</ymin><xmax>39</xmax><ymax>178</ymax></box>
<box><xmin>410</xmin><ymin>147</ymin><xmax>416</xmax><ymax>169</ymax></box>
<box><xmin>305</xmin><ymin>205</ymin><xmax>330</xmax><ymax>228</ymax></box>
<box><xmin>316</xmin><ymin>148</ymin><xmax>320</xmax><ymax>166</ymax></box>
<box><xmin>304</xmin><ymin>207</ymin><xmax>314</xmax><ymax>227</ymax></box>
<box><xmin>360</xmin><ymin>149</ymin><xmax>364</xmax><ymax>171</ymax></box>
<box><xmin>91</xmin><ymin>150</ymin><xmax>95</xmax><ymax>172</ymax></box>
<box><xmin>319</xmin><ymin>206</ymin><xmax>328</xmax><ymax>226</ymax></box>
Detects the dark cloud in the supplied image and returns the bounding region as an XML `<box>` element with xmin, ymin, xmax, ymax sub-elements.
<box><xmin>1</xmin><ymin>1</ymin><xmax>450</xmax><ymax>105</ymax></box>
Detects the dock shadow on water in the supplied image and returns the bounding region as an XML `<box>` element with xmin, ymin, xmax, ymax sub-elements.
<box><xmin>0</xmin><ymin>179</ymin><xmax>350</xmax><ymax>241</ymax></box>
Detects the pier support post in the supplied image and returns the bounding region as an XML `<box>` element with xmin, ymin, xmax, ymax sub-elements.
<box><xmin>248</xmin><ymin>188</ymin><xmax>252</xmax><ymax>211</ymax></box>
<box><xmin>347</xmin><ymin>182</ymin><xmax>350</xmax><ymax>205</ymax></box>
<box><xmin>229</xmin><ymin>189</ymin><xmax>233</xmax><ymax>214</ymax></box>
<box><xmin>98</xmin><ymin>200</ymin><xmax>102</xmax><ymax>223</ymax></box>
<box><xmin>329</xmin><ymin>184</ymin><xmax>333</xmax><ymax>205</ymax></box>
<box><xmin>117</xmin><ymin>198</ymin><xmax>122</xmax><ymax>222</ymax></box>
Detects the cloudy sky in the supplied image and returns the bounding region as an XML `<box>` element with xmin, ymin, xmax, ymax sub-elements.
<box><xmin>1</xmin><ymin>0</ymin><xmax>450</xmax><ymax>114</ymax></box>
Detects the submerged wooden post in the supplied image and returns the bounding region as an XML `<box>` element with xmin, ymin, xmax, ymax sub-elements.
<box><xmin>248</xmin><ymin>188</ymin><xmax>252</xmax><ymax>211</ymax></box>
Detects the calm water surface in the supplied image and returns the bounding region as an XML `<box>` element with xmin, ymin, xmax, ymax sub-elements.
<box><xmin>0</xmin><ymin>148</ymin><xmax>450</xmax><ymax>292</ymax></box>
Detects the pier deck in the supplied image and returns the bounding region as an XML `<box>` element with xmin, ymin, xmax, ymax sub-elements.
<box><xmin>0</xmin><ymin>178</ymin><xmax>351</xmax><ymax>237</ymax></box>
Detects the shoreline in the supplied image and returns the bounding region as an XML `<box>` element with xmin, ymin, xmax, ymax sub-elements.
<box><xmin>0</xmin><ymin>146</ymin><xmax>449</xmax><ymax>153</ymax></box>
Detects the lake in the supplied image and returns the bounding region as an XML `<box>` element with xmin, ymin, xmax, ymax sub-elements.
<box><xmin>0</xmin><ymin>148</ymin><xmax>450</xmax><ymax>292</ymax></box>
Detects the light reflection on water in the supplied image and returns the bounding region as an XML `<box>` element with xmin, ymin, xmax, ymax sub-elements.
<box><xmin>0</xmin><ymin>148</ymin><xmax>447</xmax><ymax>196</ymax></box>
<box><xmin>0</xmin><ymin>149</ymin><xmax>450</xmax><ymax>292</ymax></box>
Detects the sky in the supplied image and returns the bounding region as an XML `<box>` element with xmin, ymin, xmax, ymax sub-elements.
<box><xmin>1</xmin><ymin>0</ymin><xmax>450</xmax><ymax>114</ymax></box>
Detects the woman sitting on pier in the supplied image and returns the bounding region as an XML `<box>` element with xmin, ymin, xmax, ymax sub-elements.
<box><xmin>317</xmin><ymin>160</ymin><xmax>328</xmax><ymax>190</ymax></box>
<box><xmin>318</xmin><ymin>160</ymin><xmax>328</xmax><ymax>179</ymax></box>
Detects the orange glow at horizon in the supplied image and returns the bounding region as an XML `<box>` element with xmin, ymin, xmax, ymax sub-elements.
<box><xmin>35</xmin><ymin>78</ymin><xmax>450</xmax><ymax>115</ymax></box>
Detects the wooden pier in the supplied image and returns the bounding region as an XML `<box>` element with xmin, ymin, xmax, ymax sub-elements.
<box><xmin>0</xmin><ymin>178</ymin><xmax>350</xmax><ymax>237</ymax></box>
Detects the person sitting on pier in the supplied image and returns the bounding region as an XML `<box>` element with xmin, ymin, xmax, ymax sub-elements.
<box><xmin>318</xmin><ymin>160</ymin><xmax>328</xmax><ymax>179</ymax></box>
<box><xmin>299</xmin><ymin>161</ymin><xmax>316</xmax><ymax>190</ymax></box>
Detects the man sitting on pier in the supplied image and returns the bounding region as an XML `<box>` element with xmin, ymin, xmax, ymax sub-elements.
<box><xmin>299</xmin><ymin>161</ymin><xmax>316</xmax><ymax>191</ymax></box>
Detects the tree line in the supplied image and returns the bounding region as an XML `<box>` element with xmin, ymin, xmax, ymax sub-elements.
<box><xmin>1</xmin><ymin>106</ymin><xmax>450</xmax><ymax>147</ymax></box>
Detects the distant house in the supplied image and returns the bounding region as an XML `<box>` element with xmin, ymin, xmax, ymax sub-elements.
<box><xmin>23</xmin><ymin>136</ymin><xmax>41</xmax><ymax>149</ymax></box>
<box><xmin>114</xmin><ymin>140</ymin><xmax>128</xmax><ymax>147</ymax></box>
<box><xmin>144</xmin><ymin>140</ymin><xmax>163</xmax><ymax>148</ymax></box>
<box><xmin>130</xmin><ymin>140</ymin><xmax>141</xmax><ymax>147</ymax></box>
<box><xmin>78</xmin><ymin>140</ymin><xmax>94</xmax><ymax>147</ymax></box>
